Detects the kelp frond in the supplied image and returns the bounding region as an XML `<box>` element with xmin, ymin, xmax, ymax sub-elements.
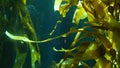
<box><xmin>72</xmin><ymin>0</ymin><xmax>87</xmax><ymax>25</ymax></box>
<box><xmin>5</xmin><ymin>28</ymin><xmax>85</xmax><ymax>43</ymax></box>
<box><xmin>53</xmin><ymin>47</ymin><xmax>76</xmax><ymax>52</ymax></box>
<box><xmin>52</xmin><ymin>0</ymin><xmax>120</xmax><ymax>68</ymax></box>
<box><xmin>2</xmin><ymin>0</ymin><xmax>120</xmax><ymax>68</ymax></box>
<box><xmin>0</xmin><ymin>0</ymin><xmax>41</xmax><ymax>68</ymax></box>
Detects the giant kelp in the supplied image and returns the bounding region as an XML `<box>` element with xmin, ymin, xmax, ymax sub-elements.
<box><xmin>0</xmin><ymin>0</ymin><xmax>40</xmax><ymax>68</ymax></box>
<box><xmin>52</xmin><ymin>0</ymin><xmax>120</xmax><ymax>68</ymax></box>
<box><xmin>1</xmin><ymin>0</ymin><xmax>120</xmax><ymax>68</ymax></box>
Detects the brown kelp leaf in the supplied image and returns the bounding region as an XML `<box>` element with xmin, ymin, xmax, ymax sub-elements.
<box><xmin>72</xmin><ymin>42</ymin><xmax>90</xmax><ymax>68</ymax></box>
<box><xmin>94</xmin><ymin>57</ymin><xmax>112</xmax><ymax>68</ymax></box>
<box><xmin>104</xmin><ymin>49</ymin><xmax>116</xmax><ymax>62</ymax></box>
<box><xmin>77</xmin><ymin>42</ymin><xmax>91</xmax><ymax>52</ymax></box>
<box><xmin>81</xmin><ymin>43</ymin><xmax>105</xmax><ymax>61</ymax></box>
<box><xmin>91</xmin><ymin>0</ymin><xmax>111</xmax><ymax>21</ymax></box>
<box><xmin>82</xmin><ymin>0</ymin><xmax>94</xmax><ymax>14</ymax></box>
<box><xmin>67</xmin><ymin>0</ymin><xmax>79</xmax><ymax>6</ymax></box>
<box><xmin>96</xmin><ymin>33</ymin><xmax>112</xmax><ymax>51</ymax></box>
<box><xmin>71</xmin><ymin>43</ymin><xmax>105</xmax><ymax>68</ymax></box>
<box><xmin>82</xmin><ymin>0</ymin><xmax>96</xmax><ymax>22</ymax></box>
<box><xmin>81</xmin><ymin>62</ymin><xmax>91</xmax><ymax>68</ymax></box>
<box><xmin>83</xmin><ymin>31</ymin><xmax>112</xmax><ymax>51</ymax></box>
<box><xmin>72</xmin><ymin>1</ymin><xmax>87</xmax><ymax>25</ymax></box>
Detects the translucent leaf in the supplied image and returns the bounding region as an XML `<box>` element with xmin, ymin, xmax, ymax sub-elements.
<box><xmin>5</xmin><ymin>29</ymin><xmax>82</xmax><ymax>43</ymax></box>
<box><xmin>72</xmin><ymin>1</ymin><xmax>87</xmax><ymax>25</ymax></box>
<box><xmin>5</xmin><ymin>30</ymin><xmax>33</xmax><ymax>42</ymax></box>
<box><xmin>56</xmin><ymin>58</ymin><xmax>74</xmax><ymax>68</ymax></box>
<box><xmin>14</xmin><ymin>48</ymin><xmax>27</xmax><ymax>68</ymax></box>
<box><xmin>54</xmin><ymin>0</ymin><xmax>62</xmax><ymax>11</ymax></box>
<box><xmin>29</xmin><ymin>44</ymin><xmax>41</xmax><ymax>68</ymax></box>
<box><xmin>22</xmin><ymin>0</ymin><xmax>26</xmax><ymax>5</ymax></box>
<box><xmin>87</xmin><ymin>12</ymin><xmax>95</xmax><ymax>22</ymax></box>
<box><xmin>58</xmin><ymin>0</ymin><xmax>79</xmax><ymax>17</ymax></box>
<box><xmin>59</xmin><ymin>3</ymin><xmax>70</xmax><ymax>17</ymax></box>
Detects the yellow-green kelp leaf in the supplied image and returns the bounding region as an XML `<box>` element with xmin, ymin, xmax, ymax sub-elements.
<box><xmin>87</xmin><ymin>11</ymin><xmax>95</xmax><ymax>22</ymax></box>
<box><xmin>55</xmin><ymin>0</ymin><xmax>79</xmax><ymax>17</ymax></box>
<box><xmin>22</xmin><ymin>0</ymin><xmax>26</xmax><ymax>5</ymax></box>
<box><xmin>54</xmin><ymin>0</ymin><xmax>62</xmax><ymax>11</ymax></box>
<box><xmin>72</xmin><ymin>1</ymin><xmax>87</xmax><ymax>25</ymax></box>
<box><xmin>82</xmin><ymin>0</ymin><xmax>95</xmax><ymax>22</ymax></box>
<box><xmin>56</xmin><ymin>58</ymin><xmax>74</xmax><ymax>68</ymax></box>
<box><xmin>29</xmin><ymin>44</ymin><xmax>41</xmax><ymax>68</ymax></box>
<box><xmin>5</xmin><ymin>30</ymin><xmax>33</xmax><ymax>42</ymax></box>
<box><xmin>53</xmin><ymin>47</ymin><xmax>76</xmax><ymax>52</ymax></box>
<box><xmin>59</xmin><ymin>3</ymin><xmax>70</xmax><ymax>17</ymax></box>
<box><xmin>49</xmin><ymin>20</ymin><xmax>62</xmax><ymax>35</ymax></box>
<box><xmin>14</xmin><ymin>53</ymin><xmax>27</xmax><ymax>68</ymax></box>
<box><xmin>5</xmin><ymin>30</ymin><xmax>61</xmax><ymax>43</ymax></box>
<box><xmin>14</xmin><ymin>47</ymin><xmax>27</xmax><ymax>68</ymax></box>
<box><xmin>5</xmin><ymin>28</ymin><xmax>84</xmax><ymax>43</ymax></box>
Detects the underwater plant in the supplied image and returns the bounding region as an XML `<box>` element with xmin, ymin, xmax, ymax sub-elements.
<box><xmin>51</xmin><ymin>0</ymin><xmax>120</xmax><ymax>68</ymax></box>
<box><xmin>0</xmin><ymin>0</ymin><xmax>40</xmax><ymax>68</ymax></box>
<box><xmin>1</xmin><ymin>0</ymin><xmax>120</xmax><ymax>68</ymax></box>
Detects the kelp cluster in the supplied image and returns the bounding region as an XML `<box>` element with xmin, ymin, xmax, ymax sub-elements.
<box><xmin>1</xmin><ymin>0</ymin><xmax>120</xmax><ymax>68</ymax></box>
<box><xmin>52</xmin><ymin>0</ymin><xmax>120</xmax><ymax>68</ymax></box>
<box><xmin>0</xmin><ymin>0</ymin><xmax>40</xmax><ymax>68</ymax></box>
